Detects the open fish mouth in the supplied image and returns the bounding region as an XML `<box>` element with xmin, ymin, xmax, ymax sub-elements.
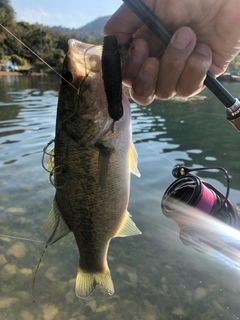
<box><xmin>67</xmin><ymin>39</ymin><xmax>103</xmax><ymax>76</ymax></box>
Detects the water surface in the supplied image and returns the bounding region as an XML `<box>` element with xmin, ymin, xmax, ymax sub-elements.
<box><xmin>1</xmin><ymin>75</ymin><xmax>240</xmax><ymax>320</ymax></box>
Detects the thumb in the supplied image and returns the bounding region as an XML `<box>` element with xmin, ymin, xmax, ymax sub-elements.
<box><xmin>104</xmin><ymin>4</ymin><xmax>144</xmax><ymax>42</ymax></box>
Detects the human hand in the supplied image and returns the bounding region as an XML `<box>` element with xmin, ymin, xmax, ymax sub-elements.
<box><xmin>104</xmin><ymin>0</ymin><xmax>240</xmax><ymax>105</ymax></box>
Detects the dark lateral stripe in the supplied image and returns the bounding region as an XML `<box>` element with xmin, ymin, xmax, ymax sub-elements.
<box><xmin>102</xmin><ymin>35</ymin><xmax>123</xmax><ymax>121</ymax></box>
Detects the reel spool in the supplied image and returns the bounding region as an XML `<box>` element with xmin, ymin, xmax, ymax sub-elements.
<box><xmin>161</xmin><ymin>166</ymin><xmax>240</xmax><ymax>250</ymax></box>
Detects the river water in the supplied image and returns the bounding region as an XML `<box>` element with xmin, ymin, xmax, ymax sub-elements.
<box><xmin>1</xmin><ymin>74</ymin><xmax>240</xmax><ymax>320</ymax></box>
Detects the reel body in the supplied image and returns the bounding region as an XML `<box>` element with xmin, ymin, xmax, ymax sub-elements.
<box><xmin>161</xmin><ymin>166</ymin><xmax>240</xmax><ymax>253</ymax></box>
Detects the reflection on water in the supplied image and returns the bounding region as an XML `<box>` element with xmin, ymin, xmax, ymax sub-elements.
<box><xmin>1</xmin><ymin>75</ymin><xmax>240</xmax><ymax>319</ymax></box>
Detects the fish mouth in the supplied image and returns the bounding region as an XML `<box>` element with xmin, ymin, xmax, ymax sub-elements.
<box><xmin>67</xmin><ymin>39</ymin><xmax>103</xmax><ymax>77</ymax></box>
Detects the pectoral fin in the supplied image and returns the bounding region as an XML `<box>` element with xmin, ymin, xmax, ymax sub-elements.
<box><xmin>115</xmin><ymin>211</ymin><xmax>141</xmax><ymax>237</ymax></box>
<box><xmin>97</xmin><ymin>143</ymin><xmax>112</xmax><ymax>188</ymax></box>
<box><xmin>128</xmin><ymin>142</ymin><xmax>140</xmax><ymax>177</ymax></box>
<box><xmin>44</xmin><ymin>197</ymin><xmax>70</xmax><ymax>245</ymax></box>
<box><xmin>47</xmin><ymin>148</ymin><xmax>55</xmax><ymax>172</ymax></box>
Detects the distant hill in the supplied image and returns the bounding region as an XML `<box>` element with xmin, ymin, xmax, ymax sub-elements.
<box><xmin>48</xmin><ymin>16</ymin><xmax>110</xmax><ymax>37</ymax></box>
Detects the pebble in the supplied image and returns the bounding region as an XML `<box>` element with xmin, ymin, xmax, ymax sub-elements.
<box><xmin>208</xmin><ymin>284</ymin><xmax>218</xmax><ymax>292</ymax></box>
<box><xmin>116</xmin><ymin>266</ymin><xmax>125</xmax><ymax>276</ymax></box>
<box><xmin>65</xmin><ymin>290</ymin><xmax>75</xmax><ymax>303</ymax></box>
<box><xmin>0</xmin><ymin>263</ymin><xmax>18</xmax><ymax>279</ymax></box>
<box><xmin>44</xmin><ymin>266</ymin><xmax>59</xmax><ymax>281</ymax></box>
<box><xmin>20</xmin><ymin>309</ymin><xmax>34</xmax><ymax>320</ymax></box>
<box><xmin>20</xmin><ymin>268</ymin><xmax>32</xmax><ymax>277</ymax></box>
<box><xmin>185</xmin><ymin>290</ymin><xmax>192</xmax><ymax>303</ymax></box>
<box><xmin>7</xmin><ymin>242</ymin><xmax>26</xmax><ymax>258</ymax></box>
<box><xmin>164</xmin><ymin>264</ymin><xmax>173</xmax><ymax>270</ymax></box>
<box><xmin>6</xmin><ymin>207</ymin><xmax>26</xmax><ymax>214</ymax></box>
<box><xmin>0</xmin><ymin>237</ymin><xmax>11</xmax><ymax>244</ymax></box>
<box><xmin>162</xmin><ymin>284</ymin><xmax>168</xmax><ymax>293</ymax></box>
<box><xmin>0</xmin><ymin>254</ymin><xmax>7</xmax><ymax>267</ymax></box>
<box><xmin>161</xmin><ymin>277</ymin><xmax>167</xmax><ymax>284</ymax></box>
<box><xmin>172</xmin><ymin>306</ymin><xmax>188</xmax><ymax>316</ymax></box>
<box><xmin>84</xmin><ymin>299</ymin><xmax>97</xmax><ymax>315</ymax></box>
<box><xmin>213</xmin><ymin>300</ymin><xmax>225</xmax><ymax>312</ymax></box>
<box><xmin>127</xmin><ymin>271</ymin><xmax>138</xmax><ymax>285</ymax></box>
<box><xmin>144</xmin><ymin>315</ymin><xmax>157</xmax><ymax>320</ymax></box>
<box><xmin>194</xmin><ymin>287</ymin><xmax>208</xmax><ymax>301</ymax></box>
<box><xmin>16</xmin><ymin>291</ymin><xmax>30</xmax><ymax>301</ymax></box>
<box><xmin>96</xmin><ymin>304</ymin><xmax>114</xmax><ymax>313</ymax></box>
<box><xmin>42</xmin><ymin>304</ymin><xmax>59</xmax><ymax>320</ymax></box>
<box><xmin>108</xmin><ymin>255</ymin><xmax>114</xmax><ymax>261</ymax></box>
<box><xmin>0</xmin><ymin>297</ymin><xmax>20</xmax><ymax>309</ymax></box>
<box><xmin>69</xmin><ymin>278</ymin><xmax>75</xmax><ymax>287</ymax></box>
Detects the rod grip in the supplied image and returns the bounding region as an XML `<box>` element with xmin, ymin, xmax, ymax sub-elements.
<box><xmin>226</xmin><ymin>99</ymin><xmax>240</xmax><ymax>131</ymax></box>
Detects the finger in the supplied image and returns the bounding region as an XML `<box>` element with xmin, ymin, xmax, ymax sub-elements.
<box><xmin>122</xmin><ymin>38</ymin><xmax>149</xmax><ymax>87</ymax></box>
<box><xmin>155</xmin><ymin>27</ymin><xmax>196</xmax><ymax>99</ymax></box>
<box><xmin>104</xmin><ymin>4</ymin><xmax>144</xmax><ymax>43</ymax></box>
<box><xmin>129</xmin><ymin>57</ymin><xmax>160</xmax><ymax>106</ymax></box>
<box><xmin>176</xmin><ymin>43</ymin><xmax>212</xmax><ymax>97</ymax></box>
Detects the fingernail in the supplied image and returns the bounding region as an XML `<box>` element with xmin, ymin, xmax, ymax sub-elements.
<box><xmin>172</xmin><ymin>28</ymin><xmax>193</xmax><ymax>50</ymax></box>
<box><xmin>140</xmin><ymin>58</ymin><xmax>159</xmax><ymax>82</ymax></box>
<box><xmin>194</xmin><ymin>44</ymin><xmax>211</xmax><ymax>57</ymax></box>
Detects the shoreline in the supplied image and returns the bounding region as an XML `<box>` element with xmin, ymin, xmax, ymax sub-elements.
<box><xmin>0</xmin><ymin>70</ymin><xmax>45</xmax><ymax>76</ymax></box>
<box><xmin>0</xmin><ymin>71</ymin><xmax>21</xmax><ymax>76</ymax></box>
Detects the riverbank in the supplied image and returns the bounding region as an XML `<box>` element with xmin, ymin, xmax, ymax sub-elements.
<box><xmin>0</xmin><ymin>71</ymin><xmax>20</xmax><ymax>76</ymax></box>
<box><xmin>0</xmin><ymin>70</ymin><xmax>44</xmax><ymax>76</ymax></box>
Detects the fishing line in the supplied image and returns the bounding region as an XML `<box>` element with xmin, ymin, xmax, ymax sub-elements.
<box><xmin>132</xmin><ymin>134</ymin><xmax>176</xmax><ymax>165</ymax></box>
<box><xmin>2</xmin><ymin>21</ymin><xmax>239</xmax><ymax>262</ymax></box>
<box><xmin>0</xmin><ymin>233</ymin><xmax>44</xmax><ymax>243</ymax></box>
<box><xmin>0</xmin><ymin>23</ymin><xmax>77</xmax><ymax>91</ymax></box>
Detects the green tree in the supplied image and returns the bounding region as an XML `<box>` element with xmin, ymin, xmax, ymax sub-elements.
<box><xmin>0</xmin><ymin>0</ymin><xmax>15</xmax><ymax>59</ymax></box>
<box><xmin>0</xmin><ymin>0</ymin><xmax>15</xmax><ymax>26</ymax></box>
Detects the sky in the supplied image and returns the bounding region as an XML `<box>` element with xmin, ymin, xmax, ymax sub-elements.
<box><xmin>10</xmin><ymin>0</ymin><xmax>123</xmax><ymax>29</ymax></box>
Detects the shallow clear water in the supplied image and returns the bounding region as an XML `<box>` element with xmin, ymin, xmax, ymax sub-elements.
<box><xmin>1</xmin><ymin>74</ymin><xmax>240</xmax><ymax>320</ymax></box>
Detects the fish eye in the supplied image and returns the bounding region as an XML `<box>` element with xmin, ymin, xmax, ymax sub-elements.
<box><xmin>62</xmin><ymin>71</ymin><xmax>73</xmax><ymax>85</ymax></box>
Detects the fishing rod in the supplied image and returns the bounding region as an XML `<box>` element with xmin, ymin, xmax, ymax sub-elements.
<box><xmin>122</xmin><ymin>0</ymin><xmax>240</xmax><ymax>131</ymax></box>
<box><xmin>123</xmin><ymin>0</ymin><xmax>240</xmax><ymax>264</ymax></box>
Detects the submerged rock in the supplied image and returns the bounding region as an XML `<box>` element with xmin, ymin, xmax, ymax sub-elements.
<box><xmin>194</xmin><ymin>287</ymin><xmax>208</xmax><ymax>301</ymax></box>
<box><xmin>6</xmin><ymin>207</ymin><xmax>27</xmax><ymax>214</ymax></box>
<box><xmin>44</xmin><ymin>266</ymin><xmax>59</xmax><ymax>281</ymax></box>
<box><xmin>0</xmin><ymin>263</ymin><xmax>18</xmax><ymax>279</ymax></box>
<box><xmin>42</xmin><ymin>303</ymin><xmax>59</xmax><ymax>320</ymax></box>
<box><xmin>65</xmin><ymin>290</ymin><xmax>75</xmax><ymax>303</ymax></box>
<box><xmin>0</xmin><ymin>254</ymin><xmax>7</xmax><ymax>267</ymax></box>
<box><xmin>84</xmin><ymin>299</ymin><xmax>97</xmax><ymax>315</ymax></box>
<box><xmin>20</xmin><ymin>309</ymin><xmax>34</xmax><ymax>320</ymax></box>
<box><xmin>172</xmin><ymin>306</ymin><xmax>188</xmax><ymax>316</ymax></box>
<box><xmin>0</xmin><ymin>296</ymin><xmax>19</xmax><ymax>309</ymax></box>
<box><xmin>7</xmin><ymin>242</ymin><xmax>26</xmax><ymax>259</ymax></box>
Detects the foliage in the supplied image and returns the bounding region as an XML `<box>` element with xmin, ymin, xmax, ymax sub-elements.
<box><xmin>0</xmin><ymin>0</ymin><xmax>15</xmax><ymax>26</ymax></box>
<box><xmin>10</xmin><ymin>54</ymin><xmax>21</xmax><ymax>64</ymax></box>
<box><xmin>0</xmin><ymin>1</ymin><xmax>104</xmax><ymax>72</ymax></box>
<box><xmin>227</xmin><ymin>54</ymin><xmax>240</xmax><ymax>74</ymax></box>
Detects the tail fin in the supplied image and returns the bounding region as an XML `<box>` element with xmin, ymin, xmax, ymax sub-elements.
<box><xmin>75</xmin><ymin>265</ymin><xmax>114</xmax><ymax>299</ymax></box>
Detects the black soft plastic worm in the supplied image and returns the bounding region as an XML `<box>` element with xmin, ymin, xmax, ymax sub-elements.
<box><xmin>102</xmin><ymin>35</ymin><xmax>123</xmax><ymax>121</ymax></box>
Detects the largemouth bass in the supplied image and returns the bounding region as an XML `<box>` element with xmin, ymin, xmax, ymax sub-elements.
<box><xmin>40</xmin><ymin>38</ymin><xmax>141</xmax><ymax>299</ymax></box>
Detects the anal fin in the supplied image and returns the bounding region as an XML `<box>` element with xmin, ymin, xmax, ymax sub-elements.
<box><xmin>115</xmin><ymin>211</ymin><xmax>141</xmax><ymax>237</ymax></box>
<box><xmin>44</xmin><ymin>197</ymin><xmax>70</xmax><ymax>245</ymax></box>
